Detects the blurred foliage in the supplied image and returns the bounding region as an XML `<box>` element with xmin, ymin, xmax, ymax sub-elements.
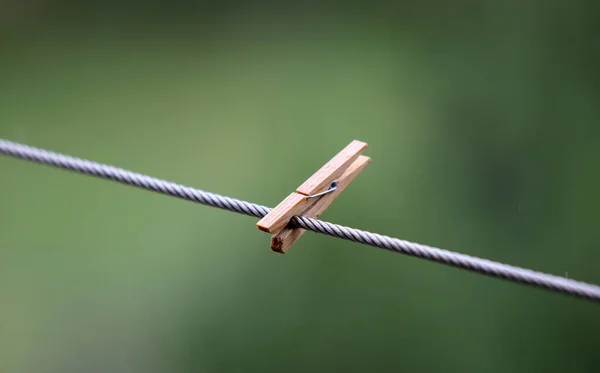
<box><xmin>1</xmin><ymin>1</ymin><xmax>599</xmax><ymax>372</ymax></box>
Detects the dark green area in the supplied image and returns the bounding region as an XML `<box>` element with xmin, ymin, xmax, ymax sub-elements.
<box><xmin>1</xmin><ymin>2</ymin><xmax>599</xmax><ymax>372</ymax></box>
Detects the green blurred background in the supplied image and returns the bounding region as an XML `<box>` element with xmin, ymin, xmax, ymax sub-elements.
<box><xmin>1</xmin><ymin>1</ymin><xmax>599</xmax><ymax>372</ymax></box>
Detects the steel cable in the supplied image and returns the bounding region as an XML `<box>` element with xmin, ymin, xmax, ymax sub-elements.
<box><xmin>2</xmin><ymin>138</ymin><xmax>599</xmax><ymax>303</ymax></box>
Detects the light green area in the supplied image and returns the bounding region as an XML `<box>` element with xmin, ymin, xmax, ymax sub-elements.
<box><xmin>1</xmin><ymin>4</ymin><xmax>599</xmax><ymax>372</ymax></box>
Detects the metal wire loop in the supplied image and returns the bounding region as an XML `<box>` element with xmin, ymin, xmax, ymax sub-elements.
<box><xmin>305</xmin><ymin>181</ymin><xmax>338</xmax><ymax>199</ymax></box>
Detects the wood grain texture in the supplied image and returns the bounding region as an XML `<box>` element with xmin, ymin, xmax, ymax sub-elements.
<box><xmin>256</xmin><ymin>192</ymin><xmax>310</xmax><ymax>233</ymax></box>
<box><xmin>271</xmin><ymin>155</ymin><xmax>371</xmax><ymax>253</ymax></box>
<box><xmin>295</xmin><ymin>140</ymin><xmax>368</xmax><ymax>196</ymax></box>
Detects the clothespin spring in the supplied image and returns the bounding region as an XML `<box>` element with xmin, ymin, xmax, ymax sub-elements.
<box><xmin>305</xmin><ymin>181</ymin><xmax>337</xmax><ymax>199</ymax></box>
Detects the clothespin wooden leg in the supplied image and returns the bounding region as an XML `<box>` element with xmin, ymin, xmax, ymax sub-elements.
<box><xmin>256</xmin><ymin>140</ymin><xmax>370</xmax><ymax>253</ymax></box>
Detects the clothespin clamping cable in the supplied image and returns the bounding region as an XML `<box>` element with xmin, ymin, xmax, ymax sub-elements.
<box><xmin>257</xmin><ymin>140</ymin><xmax>370</xmax><ymax>253</ymax></box>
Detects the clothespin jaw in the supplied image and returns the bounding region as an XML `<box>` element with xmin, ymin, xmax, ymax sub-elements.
<box><xmin>256</xmin><ymin>140</ymin><xmax>370</xmax><ymax>253</ymax></box>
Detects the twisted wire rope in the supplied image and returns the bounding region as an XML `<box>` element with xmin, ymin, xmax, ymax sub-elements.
<box><xmin>1</xmin><ymin>138</ymin><xmax>599</xmax><ymax>303</ymax></box>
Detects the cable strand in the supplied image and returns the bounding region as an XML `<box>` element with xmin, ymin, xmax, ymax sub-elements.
<box><xmin>1</xmin><ymin>138</ymin><xmax>599</xmax><ymax>303</ymax></box>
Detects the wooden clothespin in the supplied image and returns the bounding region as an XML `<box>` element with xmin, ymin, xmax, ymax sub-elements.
<box><xmin>257</xmin><ymin>140</ymin><xmax>370</xmax><ymax>253</ymax></box>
